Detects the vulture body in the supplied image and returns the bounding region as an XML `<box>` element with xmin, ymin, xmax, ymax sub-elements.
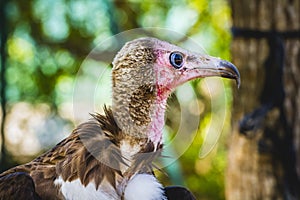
<box><xmin>0</xmin><ymin>37</ymin><xmax>239</xmax><ymax>200</ymax></box>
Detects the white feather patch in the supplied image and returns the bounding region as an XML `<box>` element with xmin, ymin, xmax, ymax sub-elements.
<box><xmin>54</xmin><ymin>176</ymin><xmax>118</xmax><ymax>200</ymax></box>
<box><xmin>124</xmin><ymin>174</ymin><xmax>166</xmax><ymax>200</ymax></box>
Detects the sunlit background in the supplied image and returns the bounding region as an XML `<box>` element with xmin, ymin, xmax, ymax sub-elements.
<box><xmin>0</xmin><ymin>0</ymin><xmax>234</xmax><ymax>199</ymax></box>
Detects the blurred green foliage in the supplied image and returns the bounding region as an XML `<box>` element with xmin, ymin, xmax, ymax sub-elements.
<box><xmin>1</xmin><ymin>0</ymin><xmax>233</xmax><ymax>199</ymax></box>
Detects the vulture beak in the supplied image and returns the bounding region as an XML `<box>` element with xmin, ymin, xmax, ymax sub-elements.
<box><xmin>183</xmin><ymin>54</ymin><xmax>240</xmax><ymax>87</ymax></box>
<box><xmin>215</xmin><ymin>59</ymin><xmax>240</xmax><ymax>87</ymax></box>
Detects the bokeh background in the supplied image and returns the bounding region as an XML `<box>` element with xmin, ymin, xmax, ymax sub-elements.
<box><xmin>0</xmin><ymin>0</ymin><xmax>235</xmax><ymax>199</ymax></box>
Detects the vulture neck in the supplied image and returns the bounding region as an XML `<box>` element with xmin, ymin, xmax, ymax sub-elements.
<box><xmin>112</xmin><ymin>89</ymin><xmax>167</xmax><ymax>149</ymax></box>
<box><xmin>111</xmin><ymin>45</ymin><xmax>168</xmax><ymax>150</ymax></box>
<box><xmin>147</xmin><ymin>97</ymin><xmax>168</xmax><ymax>146</ymax></box>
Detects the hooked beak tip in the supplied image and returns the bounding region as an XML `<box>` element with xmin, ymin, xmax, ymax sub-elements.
<box><xmin>218</xmin><ymin>60</ymin><xmax>241</xmax><ymax>88</ymax></box>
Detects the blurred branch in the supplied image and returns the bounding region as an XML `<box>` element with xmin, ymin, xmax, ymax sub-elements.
<box><xmin>0</xmin><ymin>0</ymin><xmax>8</xmax><ymax>172</ymax></box>
<box><xmin>104</xmin><ymin>0</ymin><xmax>121</xmax><ymax>35</ymax></box>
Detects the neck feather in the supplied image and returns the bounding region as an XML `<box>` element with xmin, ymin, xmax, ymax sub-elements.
<box><xmin>112</xmin><ymin>89</ymin><xmax>168</xmax><ymax>147</ymax></box>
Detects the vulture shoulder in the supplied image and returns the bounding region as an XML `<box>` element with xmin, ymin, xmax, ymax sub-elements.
<box><xmin>0</xmin><ymin>106</ymin><xmax>124</xmax><ymax>199</ymax></box>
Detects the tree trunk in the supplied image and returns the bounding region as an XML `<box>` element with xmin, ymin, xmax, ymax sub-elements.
<box><xmin>226</xmin><ymin>0</ymin><xmax>300</xmax><ymax>199</ymax></box>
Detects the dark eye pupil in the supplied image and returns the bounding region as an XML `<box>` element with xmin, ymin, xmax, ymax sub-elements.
<box><xmin>170</xmin><ymin>52</ymin><xmax>184</xmax><ymax>69</ymax></box>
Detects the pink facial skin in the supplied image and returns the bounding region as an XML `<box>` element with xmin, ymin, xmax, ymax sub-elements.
<box><xmin>146</xmin><ymin>39</ymin><xmax>239</xmax><ymax>146</ymax></box>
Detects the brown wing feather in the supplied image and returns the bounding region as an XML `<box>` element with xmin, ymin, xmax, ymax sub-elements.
<box><xmin>0</xmin><ymin>106</ymin><xmax>124</xmax><ymax>199</ymax></box>
<box><xmin>0</xmin><ymin>172</ymin><xmax>41</xmax><ymax>200</ymax></box>
<box><xmin>0</xmin><ymin>106</ymin><xmax>162</xmax><ymax>199</ymax></box>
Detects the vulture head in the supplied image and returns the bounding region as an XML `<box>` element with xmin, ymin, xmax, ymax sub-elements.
<box><xmin>111</xmin><ymin>37</ymin><xmax>240</xmax><ymax>149</ymax></box>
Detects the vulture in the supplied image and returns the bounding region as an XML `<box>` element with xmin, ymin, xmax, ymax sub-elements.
<box><xmin>0</xmin><ymin>37</ymin><xmax>240</xmax><ymax>200</ymax></box>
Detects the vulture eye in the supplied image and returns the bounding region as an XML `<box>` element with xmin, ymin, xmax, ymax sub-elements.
<box><xmin>169</xmin><ymin>52</ymin><xmax>184</xmax><ymax>69</ymax></box>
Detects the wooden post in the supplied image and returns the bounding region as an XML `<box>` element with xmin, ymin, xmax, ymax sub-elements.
<box><xmin>226</xmin><ymin>0</ymin><xmax>300</xmax><ymax>199</ymax></box>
